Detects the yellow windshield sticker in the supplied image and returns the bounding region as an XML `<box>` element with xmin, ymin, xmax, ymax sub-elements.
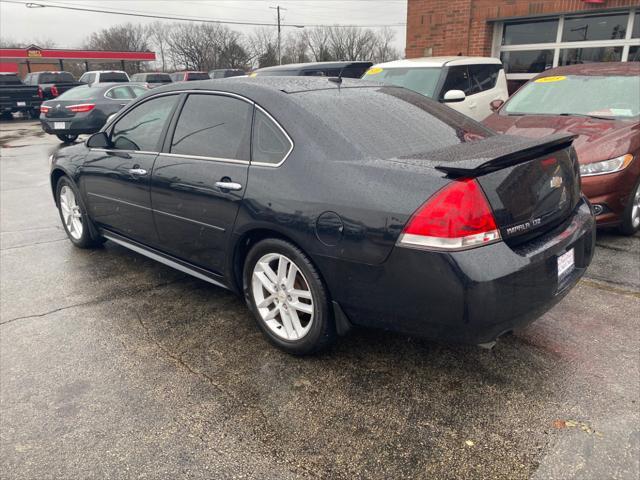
<box><xmin>249</xmin><ymin>72</ymin><xmax>257</xmax><ymax>77</ymax></box>
<box><xmin>365</xmin><ymin>67</ymin><xmax>383</xmax><ymax>75</ymax></box>
<box><xmin>535</xmin><ymin>76</ymin><xmax>566</xmax><ymax>83</ymax></box>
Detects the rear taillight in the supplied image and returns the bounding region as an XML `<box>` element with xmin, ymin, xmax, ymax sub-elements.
<box><xmin>65</xmin><ymin>103</ymin><xmax>95</xmax><ymax>113</ymax></box>
<box><xmin>51</xmin><ymin>85</ymin><xmax>59</xmax><ymax>97</ymax></box>
<box><xmin>37</xmin><ymin>87</ymin><xmax>43</xmax><ymax>98</ymax></box>
<box><xmin>398</xmin><ymin>178</ymin><xmax>501</xmax><ymax>251</ymax></box>
<box><xmin>40</xmin><ymin>105</ymin><xmax>50</xmax><ymax>114</ymax></box>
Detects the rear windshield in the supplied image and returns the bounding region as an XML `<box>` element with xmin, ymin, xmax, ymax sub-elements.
<box><xmin>292</xmin><ymin>86</ymin><xmax>493</xmax><ymax>159</ymax></box>
<box><xmin>39</xmin><ymin>72</ymin><xmax>75</xmax><ymax>83</ymax></box>
<box><xmin>100</xmin><ymin>72</ymin><xmax>129</xmax><ymax>83</ymax></box>
<box><xmin>504</xmin><ymin>74</ymin><xmax>640</xmax><ymax>119</ymax></box>
<box><xmin>186</xmin><ymin>72</ymin><xmax>209</xmax><ymax>81</ymax></box>
<box><xmin>146</xmin><ymin>74</ymin><xmax>172</xmax><ymax>83</ymax></box>
<box><xmin>0</xmin><ymin>74</ymin><xmax>22</xmax><ymax>85</ymax></box>
<box><xmin>363</xmin><ymin>67</ymin><xmax>443</xmax><ymax>98</ymax></box>
<box><xmin>56</xmin><ymin>85</ymin><xmax>100</xmax><ymax>101</ymax></box>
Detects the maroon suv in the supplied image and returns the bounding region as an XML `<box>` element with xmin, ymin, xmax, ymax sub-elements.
<box><xmin>484</xmin><ymin>62</ymin><xmax>639</xmax><ymax>235</ymax></box>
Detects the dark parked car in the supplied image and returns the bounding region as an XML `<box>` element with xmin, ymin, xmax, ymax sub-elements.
<box><xmin>49</xmin><ymin>77</ymin><xmax>595</xmax><ymax>354</ymax></box>
<box><xmin>40</xmin><ymin>83</ymin><xmax>147</xmax><ymax>143</ymax></box>
<box><xmin>0</xmin><ymin>73</ymin><xmax>41</xmax><ymax>119</ymax></box>
<box><xmin>23</xmin><ymin>71</ymin><xmax>84</xmax><ymax>100</ymax></box>
<box><xmin>484</xmin><ymin>62</ymin><xmax>640</xmax><ymax>235</ymax></box>
<box><xmin>209</xmin><ymin>69</ymin><xmax>245</xmax><ymax>79</ymax></box>
<box><xmin>251</xmin><ymin>61</ymin><xmax>372</xmax><ymax>78</ymax></box>
<box><xmin>131</xmin><ymin>72</ymin><xmax>172</xmax><ymax>88</ymax></box>
<box><xmin>170</xmin><ymin>71</ymin><xmax>210</xmax><ymax>82</ymax></box>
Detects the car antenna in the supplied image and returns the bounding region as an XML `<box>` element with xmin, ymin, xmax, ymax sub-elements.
<box><xmin>328</xmin><ymin>66</ymin><xmax>344</xmax><ymax>87</ymax></box>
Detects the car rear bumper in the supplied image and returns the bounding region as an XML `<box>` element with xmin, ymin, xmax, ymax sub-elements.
<box><xmin>327</xmin><ymin>197</ymin><xmax>595</xmax><ymax>344</ymax></box>
<box><xmin>40</xmin><ymin>115</ymin><xmax>103</xmax><ymax>135</ymax></box>
<box><xmin>1</xmin><ymin>100</ymin><xmax>41</xmax><ymax>112</ymax></box>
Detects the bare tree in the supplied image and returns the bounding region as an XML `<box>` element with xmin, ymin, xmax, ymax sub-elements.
<box><xmin>328</xmin><ymin>26</ymin><xmax>377</xmax><ymax>61</ymax></box>
<box><xmin>0</xmin><ymin>37</ymin><xmax>22</xmax><ymax>48</ymax></box>
<box><xmin>304</xmin><ymin>27</ymin><xmax>333</xmax><ymax>62</ymax></box>
<box><xmin>247</xmin><ymin>27</ymin><xmax>278</xmax><ymax>68</ymax></box>
<box><xmin>85</xmin><ymin>23</ymin><xmax>150</xmax><ymax>52</ymax></box>
<box><xmin>281</xmin><ymin>30</ymin><xmax>309</xmax><ymax>65</ymax></box>
<box><xmin>371</xmin><ymin>27</ymin><xmax>401</xmax><ymax>63</ymax></box>
<box><xmin>146</xmin><ymin>22</ymin><xmax>172</xmax><ymax>72</ymax></box>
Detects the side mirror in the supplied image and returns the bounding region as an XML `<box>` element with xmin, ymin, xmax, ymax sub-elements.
<box><xmin>86</xmin><ymin>131</ymin><xmax>111</xmax><ymax>149</ymax></box>
<box><xmin>490</xmin><ymin>99</ymin><xmax>505</xmax><ymax>112</ymax></box>
<box><xmin>443</xmin><ymin>89</ymin><xmax>466</xmax><ymax>103</ymax></box>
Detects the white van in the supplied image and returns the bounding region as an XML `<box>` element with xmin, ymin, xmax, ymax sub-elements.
<box><xmin>363</xmin><ymin>57</ymin><xmax>508</xmax><ymax>121</ymax></box>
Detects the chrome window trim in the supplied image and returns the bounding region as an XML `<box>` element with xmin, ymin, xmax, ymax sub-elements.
<box><xmin>159</xmin><ymin>152</ymin><xmax>249</xmax><ymax>165</ymax></box>
<box><xmin>89</xmin><ymin>148</ymin><xmax>159</xmax><ymax>155</ymax></box>
<box><xmin>251</xmin><ymin>104</ymin><xmax>294</xmax><ymax>168</ymax></box>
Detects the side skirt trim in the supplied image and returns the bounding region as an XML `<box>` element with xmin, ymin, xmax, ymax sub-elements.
<box><xmin>102</xmin><ymin>232</ymin><xmax>229</xmax><ymax>290</ymax></box>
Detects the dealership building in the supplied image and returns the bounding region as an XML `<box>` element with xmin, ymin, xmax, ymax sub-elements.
<box><xmin>406</xmin><ymin>0</ymin><xmax>640</xmax><ymax>88</ymax></box>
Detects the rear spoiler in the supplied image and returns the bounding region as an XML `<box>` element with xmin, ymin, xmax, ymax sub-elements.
<box><xmin>435</xmin><ymin>133</ymin><xmax>576</xmax><ymax>177</ymax></box>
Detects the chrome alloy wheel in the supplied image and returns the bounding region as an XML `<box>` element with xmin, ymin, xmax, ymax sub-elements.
<box><xmin>59</xmin><ymin>185</ymin><xmax>83</xmax><ymax>240</ymax></box>
<box><xmin>251</xmin><ymin>253</ymin><xmax>314</xmax><ymax>341</ymax></box>
<box><xmin>632</xmin><ymin>183</ymin><xmax>640</xmax><ymax>229</ymax></box>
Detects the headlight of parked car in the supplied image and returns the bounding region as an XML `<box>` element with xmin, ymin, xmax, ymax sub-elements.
<box><xmin>580</xmin><ymin>154</ymin><xmax>634</xmax><ymax>177</ymax></box>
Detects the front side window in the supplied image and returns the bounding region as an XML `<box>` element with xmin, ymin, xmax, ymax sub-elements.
<box><xmin>364</xmin><ymin>67</ymin><xmax>443</xmax><ymax>98</ymax></box>
<box><xmin>170</xmin><ymin>94</ymin><xmax>252</xmax><ymax>160</ymax></box>
<box><xmin>111</xmin><ymin>95</ymin><xmax>177</xmax><ymax>151</ymax></box>
<box><xmin>504</xmin><ymin>75</ymin><xmax>640</xmax><ymax>119</ymax></box>
<box><xmin>468</xmin><ymin>64</ymin><xmax>501</xmax><ymax>94</ymax></box>
<box><xmin>252</xmin><ymin>109</ymin><xmax>292</xmax><ymax>165</ymax></box>
<box><xmin>440</xmin><ymin>66</ymin><xmax>470</xmax><ymax>96</ymax></box>
<box><xmin>562</xmin><ymin>13</ymin><xmax>628</xmax><ymax>42</ymax></box>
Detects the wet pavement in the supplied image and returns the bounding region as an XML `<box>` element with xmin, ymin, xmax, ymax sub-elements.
<box><xmin>1</xmin><ymin>120</ymin><xmax>639</xmax><ymax>480</ymax></box>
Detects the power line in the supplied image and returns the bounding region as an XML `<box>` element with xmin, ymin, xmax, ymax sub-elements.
<box><xmin>1</xmin><ymin>0</ymin><xmax>406</xmax><ymax>28</ymax></box>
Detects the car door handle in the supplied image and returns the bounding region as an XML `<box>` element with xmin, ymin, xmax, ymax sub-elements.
<box><xmin>215</xmin><ymin>181</ymin><xmax>242</xmax><ymax>191</ymax></box>
<box><xmin>128</xmin><ymin>168</ymin><xmax>147</xmax><ymax>175</ymax></box>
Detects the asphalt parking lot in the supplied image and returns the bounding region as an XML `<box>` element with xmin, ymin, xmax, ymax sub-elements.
<box><xmin>1</xmin><ymin>119</ymin><xmax>639</xmax><ymax>480</ymax></box>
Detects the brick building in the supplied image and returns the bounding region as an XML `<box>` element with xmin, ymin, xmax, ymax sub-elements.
<box><xmin>406</xmin><ymin>0</ymin><xmax>640</xmax><ymax>87</ymax></box>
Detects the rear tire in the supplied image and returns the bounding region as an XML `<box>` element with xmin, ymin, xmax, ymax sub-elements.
<box><xmin>56</xmin><ymin>176</ymin><xmax>104</xmax><ymax>248</ymax></box>
<box><xmin>243</xmin><ymin>238</ymin><xmax>336</xmax><ymax>355</ymax></box>
<box><xmin>56</xmin><ymin>134</ymin><xmax>78</xmax><ymax>143</ymax></box>
<box><xmin>619</xmin><ymin>180</ymin><xmax>640</xmax><ymax>236</ymax></box>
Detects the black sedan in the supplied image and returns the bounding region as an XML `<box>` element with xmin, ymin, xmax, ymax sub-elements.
<box><xmin>40</xmin><ymin>83</ymin><xmax>148</xmax><ymax>143</ymax></box>
<box><xmin>49</xmin><ymin>77</ymin><xmax>595</xmax><ymax>354</ymax></box>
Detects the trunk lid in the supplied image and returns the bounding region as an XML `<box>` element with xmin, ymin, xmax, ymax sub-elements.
<box><xmin>43</xmin><ymin>100</ymin><xmax>83</xmax><ymax>119</ymax></box>
<box><xmin>397</xmin><ymin>133</ymin><xmax>581</xmax><ymax>245</ymax></box>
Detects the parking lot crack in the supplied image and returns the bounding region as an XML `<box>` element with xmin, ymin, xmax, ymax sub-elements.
<box><xmin>580</xmin><ymin>278</ymin><xmax>640</xmax><ymax>298</ymax></box>
<box><xmin>1</xmin><ymin>238</ymin><xmax>68</xmax><ymax>251</ymax></box>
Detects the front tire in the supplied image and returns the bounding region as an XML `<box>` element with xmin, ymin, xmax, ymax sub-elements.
<box><xmin>619</xmin><ymin>180</ymin><xmax>640</xmax><ymax>236</ymax></box>
<box><xmin>56</xmin><ymin>177</ymin><xmax>103</xmax><ymax>248</ymax></box>
<box><xmin>56</xmin><ymin>133</ymin><xmax>78</xmax><ymax>143</ymax></box>
<box><xmin>243</xmin><ymin>238</ymin><xmax>336</xmax><ymax>355</ymax></box>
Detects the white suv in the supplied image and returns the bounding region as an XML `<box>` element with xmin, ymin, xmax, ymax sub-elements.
<box><xmin>79</xmin><ymin>70</ymin><xmax>130</xmax><ymax>86</ymax></box>
<box><xmin>363</xmin><ymin>57</ymin><xmax>508</xmax><ymax>121</ymax></box>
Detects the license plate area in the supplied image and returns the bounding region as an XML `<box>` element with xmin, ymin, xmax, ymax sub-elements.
<box><xmin>16</xmin><ymin>101</ymin><xmax>26</xmax><ymax>106</ymax></box>
<box><xmin>557</xmin><ymin>248</ymin><xmax>575</xmax><ymax>281</ymax></box>
<box><xmin>53</xmin><ymin>122</ymin><xmax>67</xmax><ymax>130</ymax></box>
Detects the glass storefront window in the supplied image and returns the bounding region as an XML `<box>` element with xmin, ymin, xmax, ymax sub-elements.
<box><xmin>500</xmin><ymin>50</ymin><xmax>554</xmax><ymax>73</ymax></box>
<box><xmin>502</xmin><ymin>19</ymin><xmax>558</xmax><ymax>45</ymax></box>
<box><xmin>559</xmin><ymin>47</ymin><xmax>623</xmax><ymax>65</ymax></box>
<box><xmin>629</xmin><ymin>46</ymin><xmax>640</xmax><ymax>62</ymax></box>
<box><xmin>633</xmin><ymin>13</ymin><xmax>640</xmax><ymax>38</ymax></box>
<box><xmin>562</xmin><ymin>14</ymin><xmax>628</xmax><ymax>42</ymax></box>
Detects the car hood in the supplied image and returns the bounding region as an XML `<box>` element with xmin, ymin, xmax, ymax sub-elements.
<box><xmin>483</xmin><ymin>113</ymin><xmax>640</xmax><ymax>164</ymax></box>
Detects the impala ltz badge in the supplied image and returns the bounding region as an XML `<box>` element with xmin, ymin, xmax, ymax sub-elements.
<box><xmin>506</xmin><ymin>217</ymin><xmax>542</xmax><ymax>236</ymax></box>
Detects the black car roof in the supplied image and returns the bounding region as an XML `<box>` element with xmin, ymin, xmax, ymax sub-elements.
<box><xmin>151</xmin><ymin>76</ymin><xmax>384</xmax><ymax>96</ymax></box>
<box><xmin>255</xmin><ymin>61</ymin><xmax>372</xmax><ymax>73</ymax></box>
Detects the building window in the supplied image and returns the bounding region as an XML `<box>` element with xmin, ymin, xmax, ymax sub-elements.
<box><xmin>562</xmin><ymin>13</ymin><xmax>628</xmax><ymax>42</ymax></box>
<box><xmin>494</xmin><ymin>9</ymin><xmax>640</xmax><ymax>81</ymax></box>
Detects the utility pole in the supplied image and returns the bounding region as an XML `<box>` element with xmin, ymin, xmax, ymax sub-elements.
<box><xmin>269</xmin><ymin>5</ymin><xmax>286</xmax><ymax>65</ymax></box>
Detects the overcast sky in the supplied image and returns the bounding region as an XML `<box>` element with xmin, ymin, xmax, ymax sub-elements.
<box><xmin>0</xmin><ymin>0</ymin><xmax>408</xmax><ymax>52</ymax></box>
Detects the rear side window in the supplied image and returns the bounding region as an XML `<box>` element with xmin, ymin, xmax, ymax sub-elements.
<box><xmin>252</xmin><ymin>109</ymin><xmax>292</xmax><ymax>165</ymax></box>
<box><xmin>440</xmin><ymin>66</ymin><xmax>471</xmax><ymax>97</ymax></box>
<box><xmin>129</xmin><ymin>85</ymin><xmax>148</xmax><ymax>97</ymax></box>
<box><xmin>39</xmin><ymin>72</ymin><xmax>74</xmax><ymax>83</ymax></box>
<box><xmin>111</xmin><ymin>95</ymin><xmax>177</xmax><ymax>151</ymax></box>
<box><xmin>105</xmin><ymin>86</ymin><xmax>133</xmax><ymax>99</ymax></box>
<box><xmin>56</xmin><ymin>85</ymin><xmax>99</xmax><ymax>100</ymax></box>
<box><xmin>170</xmin><ymin>94</ymin><xmax>252</xmax><ymax>160</ymax></box>
<box><xmin>468</xmin><ymin>64</ymin><xmax>501</xmax><ymax>94</ymax></box>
